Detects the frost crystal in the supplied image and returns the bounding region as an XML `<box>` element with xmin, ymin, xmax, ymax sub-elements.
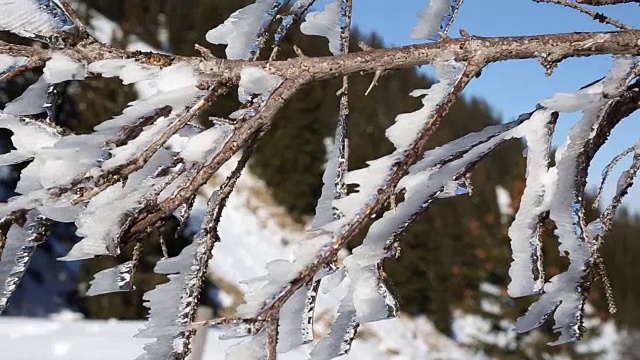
<box><xmin>225</xmin><ymin>329</ymin><xmax>268</xmax><ymax>360</ymax></box>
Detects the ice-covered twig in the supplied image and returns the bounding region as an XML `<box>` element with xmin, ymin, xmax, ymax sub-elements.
<box><xmin>593</xmin><ymin>145</ymin><xmax>634</xmax><ymax>209</ymax></box>
<box><xmin>443</xmin><ymin>0</ymin><xmax>465</xmax><ymax>36</ymax></box>
<box><xmin>0</xmin><ymin>214</ymin><xmax>52</xmax><ymax>315</ymax></box>
<box><xmin>59</xmin><ymin>85</ymin><xmax>228</xmax><ymax>205</ymax></box>
<box><xmin>269</xmin><ymin>0</ymin><xmax>317</xmax><ymax>61</ymax></box>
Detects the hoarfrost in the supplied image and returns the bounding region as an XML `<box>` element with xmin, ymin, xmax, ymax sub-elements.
<box><xmin>85</xmin><ymin>261</ymin><xmax>135</xmax><ymax>296</ymax></box>
<box><xmin>3</xmin><ymin>76</ymin><xmax>49</xmax><ymax>115</ymax></box>
<box><xmin>180</xmin><ymin>124</ymin><xmax>234</xmax><ymax>163</ymax></box>
<box><xmin>88</xmin><ymin>59</ymin><xmax>159</xmax><ymax>86</ymax></box>
<box><xmin>513</xmin><ymin>57</ymin><xmax>635</xmax><ymax>344</ymax></box>
<box><xmin>310</xmin><ymin>286</ymin><xmax>358</xmax><ymax>360</ymax></box>
<box><xmin>506</xmin><ymin>109</ymin><xmax>555</xmax><ymax>297</ymax></box>
<box><xmin>0</xmin><ymin>54</ymin><xmax>27</xmax><ymax>77</ymax></box>
<box><xmin>0</xmin><ymin>214</ymin><xmax>50</xmax><ymax>315</ymax></box>
<box><xmin>300</xmin><ymin>0</ymin><xmax>343</xmax><ymax>55</ymax></box>
<box><xmin>233</xmin><ymin>61</ymin><xmax>466</xmax><ymax>330</ymax></box>
<box><xmin>344</xmin><ymin>119</ymin><xmax>523</xmax><ymax>322</ymax></box>
<box><xmin>411</xmin><ymin>0</ymin><xmax>454</xmax><ymax>40</ymax></box>
<box><xmin>134</xmin><ymin>243</ymin><xmax>197</xmax><ymax>360</ymax></box>
<box><xmin>385</xmin><ymin>61</ymin><xmax>465</xmax><ymax>149</ymax></box>
<box><xmin>0</xmin><ymin>0</ymin><xmax>73</xmax><ymax>38</ymax></box>
<box><xmin>0</xmin><ymin>114</ymin><xmax>61</xmax><ymax>166</ymax></box>
<box><xmin>43</xmin><ymin>53</ymin><xmax>86</xmax><ymax>83</ymax></box>
<box><xmin>206</xmin><ymin>0</ymin><xmax>279</xmax><ymax>60</ymax></box>
<box><xmin>238</xmin><ymin>67</ymin><xmax>283</xmax><ymax>104</ymax></box>
<box><xmin>495</xmin><ymin>186</ymin><xmax>514</xmax><ymax>218</ymax></box>
<box><xmin>225</xmin><ymin>329</ymin><xmax>268</xmax><ymax>360</ymax></box>
<box><xmin>276</xmin><ymin>286</ymin><xmax>310</xmax><ymax>353</ymax></box>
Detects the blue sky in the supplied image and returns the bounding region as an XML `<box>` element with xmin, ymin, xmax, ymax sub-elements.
<box><xmin>332</xmin><ymin>0</ymin><xmax>640</xmax><ymax>211</ymax></box>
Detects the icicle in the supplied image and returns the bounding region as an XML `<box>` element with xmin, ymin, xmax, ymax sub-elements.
<box><xmin>0</xmin><ymin>0</ymin><xmax>74</xmax><ymax>38</ymax></box>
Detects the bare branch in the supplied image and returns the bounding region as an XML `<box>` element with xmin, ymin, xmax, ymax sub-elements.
<box><xmin>535</xmin><ymin>0</ymin><xmax>634</xmax><ymax>30</ymax></box>
<box><xmin>576</xmin><ymin>0</ymin><xmax>640</xmax><ymax>5</ymax></box>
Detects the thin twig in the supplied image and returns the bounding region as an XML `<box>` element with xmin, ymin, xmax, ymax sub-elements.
<box><xmin>59</xmin><ymin>0</ymin><xmax>90</xmax><ymax>37</ymax></box>
<box><xmin>576</xmin><ymin>0</ymin><xmax>640</xmax><ymax>5</ymax></box>
<box><xmin>535</xmin><ymin>0</ymin><xmax>633</xmax><ymax>30</ymax></box>
<box><xmin>443</xmin><ymin>0</ymin><xmax>465</xmax><ymax>36</ymax></box>
<box><xmin>593</xmin><ymin>145</ymin><xmax>634</xmax><ymax>209</ymax></box>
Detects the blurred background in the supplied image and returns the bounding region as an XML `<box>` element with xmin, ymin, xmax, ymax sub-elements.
<box><xmin>1</xmin><ymin>1</ymin><xmax>639</xmax><ymax>359</ymax></box>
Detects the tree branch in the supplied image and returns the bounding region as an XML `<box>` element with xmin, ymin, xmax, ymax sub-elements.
<box><xmin>123</xmin><ymin>29</ymin><xmax>640</xmax><ymax>248</ymax></box>
<box><xmin>535</xmin><ymin>0</ymin><xmax>633</xmax><ymax>30</ymax></box>
<box><xmin>3</xmin><ymin>31</ymin><xmax>640</xmax><ymax>85</ymax></box>
<box><xmin>576</xmin><ymin>0</ymin><xmax>640</xmax><ymax>5</ymax></box>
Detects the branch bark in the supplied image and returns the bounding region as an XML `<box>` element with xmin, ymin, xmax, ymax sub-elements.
<box><xmin>3</xmin><ymin>30</ymin><xmax>640</xmax><ymax>85</ymax></box>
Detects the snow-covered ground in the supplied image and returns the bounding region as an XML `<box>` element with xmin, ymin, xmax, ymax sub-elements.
<box><xmin>0</xmin><ymin>315</ymin><xmax>475</xmax><ymax>360</ymax></box>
